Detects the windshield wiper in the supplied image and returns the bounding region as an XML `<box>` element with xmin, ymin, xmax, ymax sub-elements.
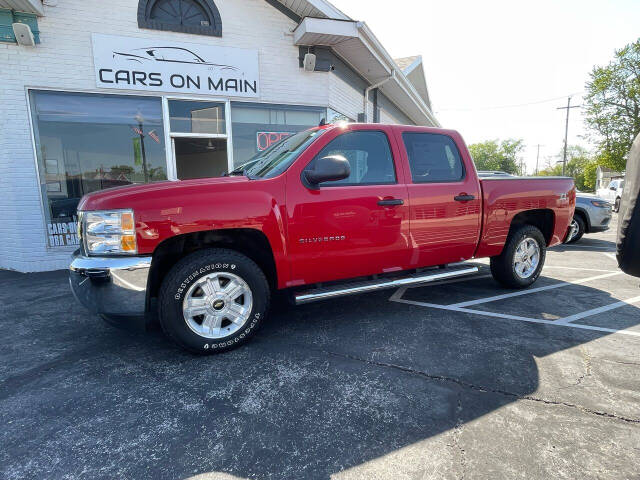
<box><xmin>225</xmin><ymin>168</ymin><xmax>258</xmax><ymax>180</ymax></box>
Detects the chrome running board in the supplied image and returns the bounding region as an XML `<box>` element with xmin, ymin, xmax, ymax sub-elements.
<box><xmin>294</xmin><ymin>266</ymin><xmax>479</xmax><ymax>305</ymax></box>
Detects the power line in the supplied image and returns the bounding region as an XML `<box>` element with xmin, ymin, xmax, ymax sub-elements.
<box><xmin>436</xmin><ymin>91</ymin><xmax>584</xmax><ymax>113</ymax></box>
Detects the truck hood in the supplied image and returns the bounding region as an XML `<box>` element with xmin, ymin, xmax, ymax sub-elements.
<box><xmin>78</xmin><ymin>176</ymin><xmax>250</xmax><ymax>211</ymax></box>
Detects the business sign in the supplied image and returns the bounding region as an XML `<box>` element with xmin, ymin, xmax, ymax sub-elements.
<box><xmin>48</xmin><ymin>220</ymin><xmax>79</xmax><ymax>247</ymax></box>
<box><xmin>92</xmin><ymin>34</ymin><xmax>260</xmax><ymax>97</ymax></box>
<box><xmin>256</xmin><ymin>131</ymin><xmax>295</xmax><ymax>151</ymax></box>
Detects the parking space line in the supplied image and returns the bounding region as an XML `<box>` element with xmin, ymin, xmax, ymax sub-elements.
<box><xmin>556</xmin><ymin>295</ymin><xmax>640</xmax><ymax>325</ymax></box>
<box><xmin>604</xmin><ymin>252</ymin><xmax>618</xmax><ymax>261</ymax></box>
<box><xmin>388</xmin><ymin>274</ymin><xmax>492</xmax><ymax>302</ymax></box>
<box><xmin>447</xmin><ymin>272</ymin><xmax>622</xmax><ymax>308</ymax></box>
<box><xmin>542</xmin><ymin>266</ymin><xmax>618</xmax><ymax>273</ymax></box>
<box><xmin>390</xmin><ymin>291</ymin><xmax>640</xmax><ymax>338</ymax></box>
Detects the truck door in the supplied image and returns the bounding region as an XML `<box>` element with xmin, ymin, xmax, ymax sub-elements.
<box><xmin>285</xmin><ymin>127</ymin><xmax>411</xmax><ymax>286</ymax></box>
<box><xmin>399</xmin><ymin>129</ymin><xmax>482</xmax><ymax>267</ymax></box>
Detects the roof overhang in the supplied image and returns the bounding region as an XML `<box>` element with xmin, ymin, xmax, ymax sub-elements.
<box><xmin>0</xmin><ymin>0</ymin><xmax>44</xmax><ymax>16</ymax></box>
<box><xmin>274</xmin><ymin>0</ymin><xmax>350</xmax><ymax>20</ymax></box>
<box><xmin>293</xmin><ymin>17</ymin><xmax>439</xmax><ymax>126</ymax></box>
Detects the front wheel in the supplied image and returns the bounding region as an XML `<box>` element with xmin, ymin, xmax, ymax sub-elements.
<box><xmin>614</xmin><ymin>197</ymin><xmax>621</xmax><ymax>213</ymax></box>
<box><xmin>490</xmin><ymin>225</ymin><xmax>546</xmax><ymax>288</ymax></box>
<box><xmin>159</xmin><ymin>248</ymin><xmax>270</xmax><ymax>354</ymax></box>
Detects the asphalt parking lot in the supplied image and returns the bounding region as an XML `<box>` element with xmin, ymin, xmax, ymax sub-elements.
<box><xmin>1</xmin><ymin>217</ymin><xmax>639</xmax><ymax>480</ymax></box>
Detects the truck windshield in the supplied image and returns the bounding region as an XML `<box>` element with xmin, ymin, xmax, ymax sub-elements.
<box><xmin>231</xmin><ymin>129</ymin><xmax>325</xmax><ymax>179</ymax></box>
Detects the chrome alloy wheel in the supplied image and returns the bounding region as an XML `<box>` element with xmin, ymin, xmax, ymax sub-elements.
<box><xmin>513</xmin><ymin>237</ymin><xmax>541</xmax><ymax>279</ymax></box>
<box><xmin>182</xmin><ymin>272</ymin><xmax>253</xmax><ymax>339</ymax></box>
<box><xmin>567</xmin><ymin>219</ymin><xmax>579</xmax><ymax>242</ymax></box>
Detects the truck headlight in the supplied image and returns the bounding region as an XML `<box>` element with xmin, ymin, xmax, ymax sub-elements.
<box><xmin>79</xmin><ymin>209</ymin><xmax>137</xmax><ymax>255</ymax></box>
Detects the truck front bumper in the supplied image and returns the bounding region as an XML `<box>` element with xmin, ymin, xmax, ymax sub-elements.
<box><xmin>69</xmin><ymin>250</ymin><xmax>152</xmax><ymax>317</ymax></box>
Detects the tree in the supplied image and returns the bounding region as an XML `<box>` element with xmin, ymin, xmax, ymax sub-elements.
<box><xmin>584</xmin><ymin>38</ymin><xmax>640</xmax><ymax>172</ymax></box>
<box><xmin>468</xmin><ymin>139</ymin><xmax>524</xmax><ymax>175</ymax></box>
<box><xmin>538</xmin><ymin>145</ymin><xmax>598</xmax><ymax>191</ymax></box>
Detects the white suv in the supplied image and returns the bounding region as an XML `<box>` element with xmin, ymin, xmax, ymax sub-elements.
<box><xmin>597</xmin><ymin>179</ymin><xmax>625</xmax><ymax>212</ymax></box>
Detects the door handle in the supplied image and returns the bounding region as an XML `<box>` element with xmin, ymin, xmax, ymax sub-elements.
<box><xmin>378</xmin><ymin>198</ymin><xmax>404</xmax><ymax>206</ymax></box>
<box><xmin>454</xmin><ymin>194</ymin><xmax>475</xmax><ymax>202</ymax></box>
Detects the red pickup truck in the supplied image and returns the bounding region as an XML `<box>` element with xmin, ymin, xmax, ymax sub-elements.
<box><xmin>70</xmin><ymin>123</ymin><xmax>575</xmax><ymax>353</ymax></box>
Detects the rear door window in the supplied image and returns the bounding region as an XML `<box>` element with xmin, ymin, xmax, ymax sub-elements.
<box><xmin>402</xmin><ymin>132</ymin><xmax>465</xmax><ymax>183</ymax></box>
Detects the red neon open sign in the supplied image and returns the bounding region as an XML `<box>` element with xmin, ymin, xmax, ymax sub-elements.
<box><xmin>256</xmin><ymin>131</ymin><xmax>295</xmax><ymax>151</ymax></box>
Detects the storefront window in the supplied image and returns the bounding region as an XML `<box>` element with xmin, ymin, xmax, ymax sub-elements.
<box><xmin>230</xmin><ymin>103</ymin><xmax>325</xmax><ymax>167</ymax></box>
<box><xmin>29</xmin><ymin>90</ymin><xmax>167</xmax><ymax>247</ymax></box>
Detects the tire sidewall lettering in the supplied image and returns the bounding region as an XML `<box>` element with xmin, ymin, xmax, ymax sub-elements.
<box><xmin>174</xmin><ymin>263</ymin><xmax>236</xmax><ymax>300</ymax></box>
<box><xmin>167</xmin><ymin>259</ymin><xmax>263</xmax><ymax>351</ymax></box>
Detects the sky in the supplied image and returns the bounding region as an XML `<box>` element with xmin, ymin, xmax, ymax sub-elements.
<box><xmin>330</xmin><ymin>0</ymin><xmax>640</xmax><ymax>173</ymax></box>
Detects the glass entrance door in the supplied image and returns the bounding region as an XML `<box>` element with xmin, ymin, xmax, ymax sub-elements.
<box><xmin>173</xmin><ymin>137</ymin><xmax>227</xmax><ymax>179</ymax></box>
<box><xmin>167</xmin><ymin>99</ymin><xmax>231</xmax><ymax>180</ymax></box>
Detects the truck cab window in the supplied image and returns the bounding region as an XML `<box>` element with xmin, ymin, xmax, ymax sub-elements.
<box><xmin>402</xmin><ymin>132</ymin><xmax>465</xmax><ymax>183</ymax></box>
<box><xmin>305</xmin><ymin>130</ymin><xmax>396</xmax><ymax>186</ymax></box>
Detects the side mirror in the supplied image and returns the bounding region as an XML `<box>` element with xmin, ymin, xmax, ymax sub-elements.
<box><xmin>304</xmin><ymin>155</ymin><xmax>351</xmax><ymax>186</ymax></box>
<box><xmin>610</xmin><ymin>186</ymin><xmax>617</xmax><ymax>190</ymax></box>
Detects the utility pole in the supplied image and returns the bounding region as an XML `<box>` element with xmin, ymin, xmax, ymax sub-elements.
<box><xmin>557</xmin><ymin>97</ymin><xmax>581</xmax><ymax>175</ymax></box>
<box><xmin>535</xmin><ymin>144</ymin><xmax>543</xmax><ymax>175</ymax></box>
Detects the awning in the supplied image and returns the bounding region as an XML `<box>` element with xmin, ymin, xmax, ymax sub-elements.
<box><xmin>0</xmin><ymin>0</ymin><xmax>44</xmax><ymax>16</ymax></box>
<box><xmin>293</xmin><ymin>17</ymin><xmax>439</xmax><ymax>127</ymax></box>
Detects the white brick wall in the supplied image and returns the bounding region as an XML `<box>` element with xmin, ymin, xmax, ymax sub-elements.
<box><xmin>0</xmin><ymin>0</ymin><xmax>394</xmax><ymax>272</ymax></box>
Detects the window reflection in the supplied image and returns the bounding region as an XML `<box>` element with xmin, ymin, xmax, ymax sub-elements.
<box><xmin>29</xmin><ymin>90</ymin><xmax>167</xmax><ymax>247</ymax></box>
<box><xmin>169</xmin><ymin>100</ymin><xmax>226</xmax><ymax>134</ymax></box>
<box><xmin>231</xmin><ymin>102</ymin><xmax>324</xmax><ymax>167</ymax></box>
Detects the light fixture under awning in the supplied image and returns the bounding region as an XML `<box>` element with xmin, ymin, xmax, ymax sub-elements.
<box><xmin>293</xmin><ymin>17</ymin><xmax>439</xmax><ymax>127</ymax></box>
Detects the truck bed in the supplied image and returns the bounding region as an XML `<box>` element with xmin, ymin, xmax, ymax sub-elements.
<box><xmin>475</xmin><ymin>176</ymin><xmax>576</xmax><ymax>258</ymax></box>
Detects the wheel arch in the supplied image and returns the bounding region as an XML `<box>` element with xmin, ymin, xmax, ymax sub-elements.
<box><xmin>508</xmin><ymin>209</ymin><xmax>555</xmax><ymax>246</ymax></box>
<box><xmin>573</xmin><ymin>207</ymin><xmax>590</xmax><ymax>232</ymax></box>
<box><xmin>147</xmin><ymin>228</ymin><xmax>278</xmax><ymax>309</ymax></box>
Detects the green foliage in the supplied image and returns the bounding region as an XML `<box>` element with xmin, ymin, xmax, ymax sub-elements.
<box><xmin>468</xmin><ymin>139</ymin><xmax>524</xmax><ymax>175</ymax></box>
<box><xmin>584</xmin><ymin>38</ymin><xmax>640</xmax><ymax>172</ymax></box>
<box><xmin>537</xmin><ymin>145</ymin><xmax>598</xmax><ymax>191</ymax></box>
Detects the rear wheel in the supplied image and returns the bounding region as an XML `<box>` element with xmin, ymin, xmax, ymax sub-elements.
<box><xmin>490</xmin><ymin>225</ymin><xmax>546</xmax><ymax>288</ymax></box>
<box><xmin>614</xmin><ymin>197</ymin><xmax>621</xmax><ymax>213</ymax></box>
<box><xmin>159</xmin><ymin>248</ymin><xmax>270</xmax><ymax>354</ymax></box>
<box><xmin>565</xmin><ymin>215</ymin><xmax>585</xmax><ymax>243</ymax></box>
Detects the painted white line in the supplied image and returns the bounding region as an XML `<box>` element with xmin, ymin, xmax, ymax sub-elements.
<box><xmin>448</xmin><ymin>272</ymin><xmax>622</xmax><ymax>308</ymax></box>
<box><xmin>604</xmin><ymin>252</ymin><xmax>618</xmax><ymax>261</ymax></box>
<box><xmin>556</xmin><ymin>295</ymin><xmax>640</xmax><ymax>324</ymax></box>
<box><xmin>390</xmin><ymin>296</ymin><xmax>640</xmax><ymax>337</ymax></box>
<box><xmin>387</xmin><ymin>274</ymin><xmax>492</xmax><ymax>301</ymax></box>
<box><xmin>542</xmin><ymin>266</ymin><xmax>618</xmax><ymax>273</ymax></box>
<box><xmin>393</xmin><ymin>296</ymin><xmax>541</xmax><ymax>321</ymax></box>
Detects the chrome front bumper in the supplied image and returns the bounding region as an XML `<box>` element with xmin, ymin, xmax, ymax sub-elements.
<box><xmin>69</xmin><ymin>250</ymin><xmax>152</xmax><ymax>317</ymax></box>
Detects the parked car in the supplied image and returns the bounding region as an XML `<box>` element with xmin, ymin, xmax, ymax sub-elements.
<box><xmin>565</xmin><ymin>192</ymin><xmax>612</xmax><ymax>243</ymax></box>
<box><xmin>477</xmin><ymin>170</ymin><xmax>514</xmax><ymax>177</ymax></box>
<box><xmin>597</xmin><ymin>178</ymin><xmax>624</xmax><ymax>212</ymax></box>
<box><xmin>70</xmin><ymin>123</ymin><xmax>575</xmax><ymax>354</ymax></box>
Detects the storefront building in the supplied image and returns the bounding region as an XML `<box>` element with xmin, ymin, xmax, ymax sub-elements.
<box><xmin>0</xmin><ymin>0</ymin><xmax>438</xmax><ymax>272</ymax></box>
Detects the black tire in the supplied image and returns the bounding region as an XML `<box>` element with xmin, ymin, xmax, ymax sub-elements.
<box><xmin>159</xmin><ymin>248</ymin><xmax>270</xmax><ymax>354</ymax></box>
<box><xmin>490</xmin><ymin>225</ymin><xmax>546</xmax><ymax>289</ymax></box>
<box><xmin>566</xmin><ymin>215</ymin><xmax>585</xmax><ymax>243</ymax></box>
<box><xmin>614</xmin><ymin>197</ymin><xmax>621</xmax><ymax>213</ymax></box>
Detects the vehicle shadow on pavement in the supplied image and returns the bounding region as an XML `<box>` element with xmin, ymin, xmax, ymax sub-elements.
<box><xmin>0</xmin><ymin>268</ymin><xmax>639</xmax><ymax>480</ymax></box>
<box><xmin>551</xmin><ymin>235</ymin><xmax>617</xmax><ymax>254</ymax></box>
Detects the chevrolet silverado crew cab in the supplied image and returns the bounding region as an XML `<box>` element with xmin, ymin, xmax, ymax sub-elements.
<box><xmin>70</xmin><ymin>123</ymin><xmax>575</xmax><ymax>353</ymax></box>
